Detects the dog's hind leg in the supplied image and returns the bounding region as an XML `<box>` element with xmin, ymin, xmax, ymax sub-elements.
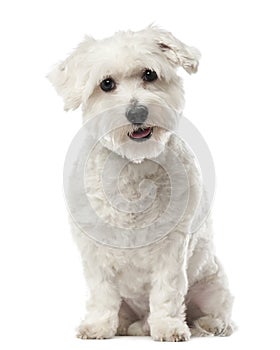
<box><xmin>186</xmin><ymin>259</ymin><xmax>235</xmax><ymax>337</ymax></box>
<box><xmin>116</xmin><ymin>300</ymin><xmax>139</xmax><ymax>336</ymax></box>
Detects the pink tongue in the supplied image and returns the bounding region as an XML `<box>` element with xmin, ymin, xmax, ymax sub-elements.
<box><xmin>131</xmin><ymin>127</ymin><xmax>151</xmax><ymax>139</ymax></box>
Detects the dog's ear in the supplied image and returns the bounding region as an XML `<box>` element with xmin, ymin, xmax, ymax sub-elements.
<box><xmin>47</xmin><ymin>36</ymin><xmax>95</xmax><ymax>111</ymax></box>
<box><xmin>151</xmin><ymin>27</ymin><xmax>201</xmax><ymax>74</ymax></box>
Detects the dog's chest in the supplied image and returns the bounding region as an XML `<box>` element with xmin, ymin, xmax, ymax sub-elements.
<box><xmin>85</xmin><ymin>147</ymin><xmax>171</xmax><ymax>228</ymax></box>
<box><xmin>116</xmin><ymin>258</ymin><xmax>152</xmax><ymax>299</ymax></box>
<box><xmin>106</xmin><ymin>245</ymin><xmax>162</xmax><ymax>300</ymax></box>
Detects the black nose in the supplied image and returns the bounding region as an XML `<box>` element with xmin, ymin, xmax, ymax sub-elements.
<box><xmin>126</xmin><ymin>105</ymin><xmax>148</xmax><ymax>124</ymax></box>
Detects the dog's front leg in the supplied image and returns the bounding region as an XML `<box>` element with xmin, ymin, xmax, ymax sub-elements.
<box><xmin>77</xmin><ymin>259</ymin><xmax>121</xmax><ymax>339</ymax></box>
<box><xmin>148</xmin><ymin>233</ymin><xmax>190</xmax><ymax>342</ymax></box>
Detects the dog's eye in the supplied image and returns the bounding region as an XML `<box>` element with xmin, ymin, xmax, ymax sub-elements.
<box><xmin>100</xmin><ymin>78</ymin><xmax>116</xmax><ymax>92</ymax></box>
<box><xmin>142</xmin><ymin>69</ymin><xmax>158</xmax><ymax>82</ymax></box>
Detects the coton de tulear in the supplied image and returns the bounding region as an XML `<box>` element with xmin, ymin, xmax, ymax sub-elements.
<box><xmin>48</xmin><ymin>26</ymin><xmax>234</xmax><ymax>342</ymax></box>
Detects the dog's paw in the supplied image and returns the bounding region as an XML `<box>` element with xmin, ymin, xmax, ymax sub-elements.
<box><xmin>191</xmin><ymin>315</ymin><xmax>234</xmax><ymax>337</ymax></box>
<box><xmin>127</xmin><ymin>319</ymin><xmax>150</xmax><ymax>336</ymax></box>
<box><xmin>150</xmin><ymin>318</ymin><xmax>191</xmax><ymax>342</ymax></box>
<box><xmin>77</xmin><ymin>321</ymin><xmax>116</xmax><ymax>339</ymax></box>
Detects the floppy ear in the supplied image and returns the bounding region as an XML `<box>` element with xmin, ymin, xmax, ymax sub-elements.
<box><xmin>47</xmin><ymin>36</ymin><xmax>95</xmax><ymax>111</ymax></box>
<box><xmin>151</xmin><ymin>27</ymin><xmax>201</xmax><ymax>74</ymax></box>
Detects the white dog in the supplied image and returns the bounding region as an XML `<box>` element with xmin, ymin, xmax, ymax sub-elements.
<box><xmin>48</xmin><ymin>26</ymin><xmax>234</xmax><ymax>341</ymax></box>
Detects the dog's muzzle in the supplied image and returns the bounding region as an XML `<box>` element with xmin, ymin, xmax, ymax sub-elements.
<box><xmin>126</xmin><ymin>104</ymin><xmax>153</xmax><ymax>141</ymax></box>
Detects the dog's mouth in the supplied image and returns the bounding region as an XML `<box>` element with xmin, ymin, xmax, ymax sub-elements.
<box><xmin>128</xmin><ymin>127</ymin><xmax>153</xmax><ymax>142</ymax></box>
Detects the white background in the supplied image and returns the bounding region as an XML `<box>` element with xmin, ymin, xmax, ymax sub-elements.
<box><xmin>0</xmin><ymin>0</ymin><xmax>279</xmax><ymax>349</ymax></box>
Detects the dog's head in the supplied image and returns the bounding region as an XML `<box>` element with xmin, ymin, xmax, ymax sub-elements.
<box><xmin>48</xmin><ymin>26</ymin><xmax>200</xmax><ymax>162</ymax></box>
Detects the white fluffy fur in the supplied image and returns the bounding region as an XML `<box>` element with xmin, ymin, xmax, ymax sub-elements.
<box><xmin>48</xmin><ymin>26</ymin><xmax>234</xmax><ymax>341</ymax></box>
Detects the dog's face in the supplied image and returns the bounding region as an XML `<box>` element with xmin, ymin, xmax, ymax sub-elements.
<box><xmin>48</xmin><ymin>26</ymin><xmax>200</xmax><ymax>162</ymax></box>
